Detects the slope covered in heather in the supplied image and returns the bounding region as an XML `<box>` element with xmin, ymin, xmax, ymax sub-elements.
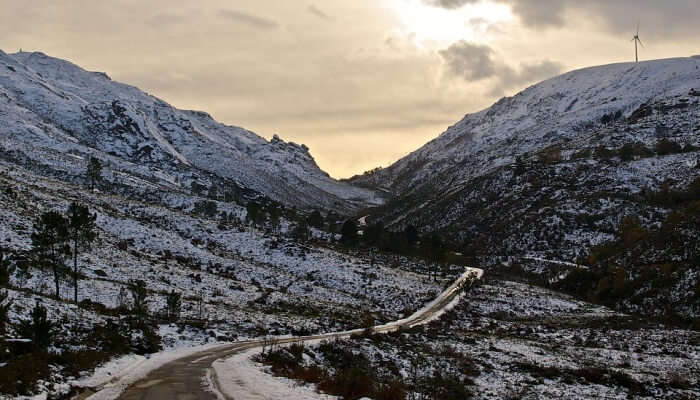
<box><xmin>0</xmin><ymin>50</ymin><xmax>384</xmax><ymax>213</ymax></box>
<box><xmin>351</xmin><ymin>57</ymin><xmax>700</xmax><ymax>319</ymax></box>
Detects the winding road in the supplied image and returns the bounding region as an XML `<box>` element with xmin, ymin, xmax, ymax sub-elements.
<box><xmin>84</xmin><ymin>268</ymin><xmax>483</xmax><ymax>400</ymax></box>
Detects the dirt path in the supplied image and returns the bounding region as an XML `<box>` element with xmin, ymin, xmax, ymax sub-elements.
<box><xmin>87</xmin><ymin>268</ymin><xmax>482</xmax><ymax>400</ymax></box>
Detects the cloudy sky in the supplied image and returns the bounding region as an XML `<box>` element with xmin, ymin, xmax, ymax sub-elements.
<box><xmin>1</xmin><ymin>1</ymin><xmax>698</xmax><ymax>177</ymax></box>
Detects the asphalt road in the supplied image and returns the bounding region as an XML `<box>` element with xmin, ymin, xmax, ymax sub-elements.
<box><xmin>87</xmin><ymin>268</ymin><xmax>482</xmax><ymax>400</ymax></box>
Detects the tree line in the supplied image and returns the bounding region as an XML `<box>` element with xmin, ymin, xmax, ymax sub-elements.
<box><xmin>339</xmin><ymin>220</ymin><xmax>449</xmax><ymax>281</ymax></box>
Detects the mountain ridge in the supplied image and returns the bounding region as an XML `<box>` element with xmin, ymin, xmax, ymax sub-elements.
<box><xmin>350</xmin><ymin>56</ymin><xmax>699</xmax><ymax>195</ymax></box>
<box><xmin>0</xmin><ymin>49</ymin><xmax>384</xmax><ymax>213</ymax></box>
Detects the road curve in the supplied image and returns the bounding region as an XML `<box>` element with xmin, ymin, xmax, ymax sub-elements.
<box><xmin>91</xmin><ymin>267</ymin><xmax>483</xmax><ymax>400</ymax></box>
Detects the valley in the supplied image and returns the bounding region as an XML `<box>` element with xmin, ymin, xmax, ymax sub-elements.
<box><xmin>0</xmin><ymin>50</ymin><xmax>698</xmax><ymax>400</ymax></box>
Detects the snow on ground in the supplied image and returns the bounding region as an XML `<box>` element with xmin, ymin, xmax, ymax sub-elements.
<box><xmin>250</xmin><ymin>279</ymin><xmax>699</xmax><ymax>400</ymax></box>
<box><xmin>0</xmin><ymin>156</ymin><xmax>443</xmax><ymax>398</ymax></box>
<box><xmin>212</xmin><ymin>345</ymin><xmax>338</xmax><ymax>400</ymax></box>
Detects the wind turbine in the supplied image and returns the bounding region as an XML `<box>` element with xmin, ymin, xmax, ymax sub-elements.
<box><xmin>632</xmin><ymin>22</ymin><xmax>644</xmax><ymax>63</ymax></box>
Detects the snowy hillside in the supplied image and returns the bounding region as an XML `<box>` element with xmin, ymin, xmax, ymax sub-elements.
<box><xmin>0</xmin><ymin>50</ymin><xmax>383</xmax><ymax>213</ymax></box>
<box><xmin>351</xmin><ymin>57</ymin><xmax>700</xmax><ymax>195</ymax></box>
<box><xmin>0</xmin><ymin>153</ymin><xmax>439</xmax><ymax>397</ymax></box>
<box><xmin>352</xmin><ymin>57</ymin><xmax>700</xmax><ymax>319</ymax></box>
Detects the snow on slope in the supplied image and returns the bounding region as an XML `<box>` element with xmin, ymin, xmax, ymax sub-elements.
<box><xmin>0</xmin><ymin>49</ymin><xmax>383</xmax><ymax>212</ymax></box>
<box><xmin>355</xmin><ymin>57</ymin><xmax>700</xmax><ymax>194</ymax></box>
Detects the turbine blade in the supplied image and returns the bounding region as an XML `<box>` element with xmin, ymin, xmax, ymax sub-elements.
<box><xmin>638</xmin><ymin>38</ymin><xmax>644</xmax><ymax>48</ymax></box>
<box><xmin>637</xmin><ymin>21</ymin><xmax>640</xmax><ymax>35</ymax></box>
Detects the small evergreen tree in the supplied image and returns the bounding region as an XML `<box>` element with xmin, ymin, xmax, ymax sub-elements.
<box><xmin>655</xmin><ymin>139</ymin><xmax>682</xmax><ymax>156</ymax></box>
<box><xmin>246</xmin><ymin>202</ymin><xmax>265</xmax><ymax>227</ymax></box>
<box><xmin>619</xmin><ymin>216</ymin><xmax>647</xmax><ymax>248</ymax></box>
<box><xmin>514</xmin><ymin>156</ymin><xmax>526</xmax><ymax>175</ymax></box>
<box><xmin>87</xmin><ymin>156</ymin><xmax>103</xmax><ymax>190</ymax></box>
<box><xmin>32</xmin><ymin>211</ymin><xmax>69</xmax><ymax>298</ymax></box>
<box><xmin>268</xmin><ymin>206</ymin><xmax>281</xmax><ymax>234</ymax></box>
<box><xmin>207</xmin><ymin>185</ymin><xmax>219</xmax><ymax>199</ymax></box>
<box><xmin>17</xmin><ymin>302</ymin><xmax>55</xmax><ymax>350</ymax></box>
<box><xmin>117</xmin><ymin>286</ymin><xmax>129</xmax><ymax>313</ymax></box>
<box><xmin>194</xmin><ymin>200</ymin><xmax>218</xmax><ymax>218</ymax></box>
<box><xmin>340</xmin><ymin>219</ymin><xmax>358</xmax><ymax>245</ymax></box>
<box><xmin>0</xmin><ymin>249</ymin><xmax>12</xmax><ymax>287</ymax></box>
<box><xmin>292</xmin><ymin>221</ymin><xmax>310</xmax><ymax>242</ymax></box>
<box><xmin>190</xmin><ymin>181</ymin><xmax>204</xmax><ymax>196</ymax></box>
<box><xmin>426</xmin><ymin>234</ymin><xmax>447</xmax><ymax>281</ymax></box>
<box><xmin>0</xmin><ymin>290</ymin><xmax>12</xmax><ymax>336</ymax></box>
<box><xmin>404</xmin><ymin>225</ymin><xmax>419</xmax><ymax>250</ymax></box>
<box><xmin>618</xmin><ymin>143</ymin><xmax>635</xmax><ymax>162</ymax></box>
<box><xmin>307</xmin><ymin>210</ymin><xmax>324</xmax><ymax>229</ymax></box>
<box><xmin>129</xmin><ymin>280</ymin><xmax>149</xmax><ymax>326</ymax></box>
<box><xmin>363</xmin><ymin>223</ymin><xmax>384</xmax><ymax>247</ymax></box>
<box><xmin>66</xmin><ymin>203</ymin><xmax>98</xmax><ymax>304</ymax></box>
<box><xmin>223</xmin><ymin>190</ymin><xmax>237</xmax><ymax>203</ymax></box>
<box><xmin>166</xmin><ymin>290</ymin><xmax>182</xmax><ymax>322</ymax></box>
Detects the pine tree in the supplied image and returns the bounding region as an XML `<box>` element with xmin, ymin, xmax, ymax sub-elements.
<box><xmin>0</xmin><ymin>290</ymin><xmax>12</xmax><ymax>336</ymax></box>
<box><xmin>341</xmin><ymin>219</ymin><xmax>358</xmax><ymax>245</ymax></box>
<box><xmin>307</xmin><ymin>210</ymin><xmax>324</xmax><ymax>229</ymax></box>
<box><xmin>268</xmin><ymin>207</ymin><xmax>281</xmax><ymax>234</ymax></box>
<box><xmin>190</xmin><ymin>181</ymin><xmax>204</xmax><ymax>196</ymax></box>
<box><xmin>87</xmin><ymin>156</ymin><xmax>103</xmax><ymax>190</ymax></box>
<box><xmin>66</xmin><ymin>203</ymin><xmax>98</xmax><ymax>305</ymax></box>
<box><xmin>426</xmin><ymin>234</ymin><xmax>447</xmax><ymax>281</ymax></box>
<box><xmin>292</xmin><ymin>221</ymin><xmax>310</xmax><ymax>242</ymax></box>
<box><xmin>246</xmin><ymin>202</ymin><xmax>265</xmax><ymax>227</ymax></box>
<box><xmin>404</xmin><ymin>225</ymin><xmax>419</xmax><ymax>250</ymax></box>
<box><xmin>194</xmin><ymin>201</ymin><xmax>218</xmax><ymax>218</ymax></box>
<box><xmin>117</xmin><ymin>286</ymin><xmax>129</xmax><ymax>312</ymax></box>
<box><xmin>17</xmin><ymin>302</ymin><xmax>55</xmax><ymax>350</ymax></box>
<box><xmin>514</xmin><ymin>156</ymin><xmax>526</xmax><ymax>175</ymax></box>
<box><xmin>129</xmin><ymin>280</ymin><xmax>149</xmax><ymax>326</ymax></box>
<box><xmin>0</xmin><ymin>248</ymin><xmax>12</xmax><ymax>287</ymax></box>
<box><xmin>32</xmin><ymin>211</ymin><xmax>69</xmax><ymax>298</ymax></box>
<box><xmin>166</xmin><ymin>290</ymin><xmax>182</xmax><ymax>322</ymax></box>
<box><xmin>363</xmin><ymin>223</ymin><xmax>384</xmax><ymax>247</ymax></box>
<box><xmin>207</xmin><ymin>185</ymin><xmax>218</xmax><ymax>199</ymax></box>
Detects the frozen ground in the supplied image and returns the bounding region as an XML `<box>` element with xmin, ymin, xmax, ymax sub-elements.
<box><xmin>255</xmin><ymin>280</ymin><xmax>699</xmax><ymax>400</ymax></box>
<box><xmin>0</xmin><ymin>159</ymin><xmax>442</xmax><ymax>398</ymax></box>
<box><xmin>80</xmin><ymin>269</ymin><xmax>480</xmax><ymax>400</ymax></box>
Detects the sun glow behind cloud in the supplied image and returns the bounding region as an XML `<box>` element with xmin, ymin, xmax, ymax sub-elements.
<box><xmin>387</xmin><ymin>0</ymin><xmax>513</xmax><ymax>47</ymax></box>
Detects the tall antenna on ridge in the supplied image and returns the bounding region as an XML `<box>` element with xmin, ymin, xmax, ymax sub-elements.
<box><xmin>631</xmin><ymin>22</ymin><xmax>644</xmax><ymax>63</ymax></box>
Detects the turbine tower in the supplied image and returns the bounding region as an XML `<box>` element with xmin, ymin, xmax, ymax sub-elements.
<box><xmin>632</xmin><ymin>23</ymin><xmax>644</xmax><ymax>63</ymax></box>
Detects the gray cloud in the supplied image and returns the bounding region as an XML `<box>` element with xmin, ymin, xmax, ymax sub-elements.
<box><xmin>493</xmin><ymin>59</ymin><xmax>564</xmax><ymax>96</ymax></box>
<box><xmin>439</xmin><ymin>41</ymin><xmax>563</xmax><ymax>95</ymax></box>
<box><xmin>518</xmin><ymin>60</ymin><xmax>564</xmax><ymax>82</ymax></box>
<box><xmin>217</xmin><ymin>9</ymin><xmax>278</xmax><ymax>30</ymax></box>
<box><xmin>308</xmin><ymin>5</ymin><xmax>332</xmax><ymax>20</ymax></box>
<box><xmin>426</xmin><ymin>0</ymin><xmax>700</xmax><ymax>40</ymax></box>
<box><xmin>423</xmin><ymin>0</ymin><xmax>478</xmax><ymax>10</ymax></box>
<box><xmin>439</xmin><ymin>41</ymin><xmax>497</xmax><ymax>81</ymax></box>
<box><xmin>579</xmin><ymin>0</ymin><xmax>700</xmax><ymax>40</ymax></box>
<box><xmin>505</xmin><ymin>0</ymin><xmax>567</xmax><ymax>28</ymax></box>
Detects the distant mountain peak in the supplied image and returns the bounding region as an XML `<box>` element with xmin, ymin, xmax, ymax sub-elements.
<box><xmin>0</xmin><ymin>49</ymin><xmax>385</xmax><ymax>213</ymax></box>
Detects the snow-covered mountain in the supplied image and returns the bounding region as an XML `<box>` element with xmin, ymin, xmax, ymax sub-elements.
<box><xmin>352</xmin><ymin>57</ymin><xmax>700</xmax><ymax>318</ymax></box>
<box><xmin>352</xmin><ymin>57</ymin><xmax>700</xmax><ymax>197</ymax></box>
<box><xmin>0</xmin><ymin>50</ymin><xmax>383</xmax><ymax>213</ymax></box>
